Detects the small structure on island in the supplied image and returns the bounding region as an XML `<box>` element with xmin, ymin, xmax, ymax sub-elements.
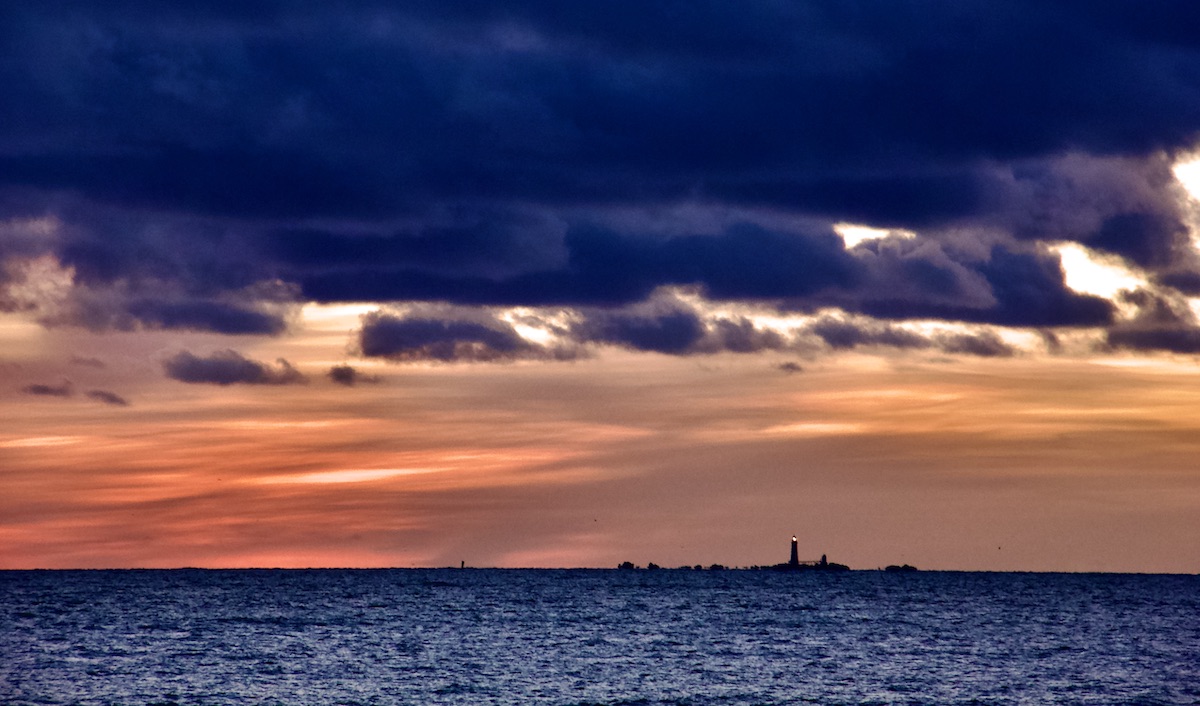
<box><xmin>773</xmin><ymin>535</ymin><xmax>849</xmax><ymax>572</ymax></box>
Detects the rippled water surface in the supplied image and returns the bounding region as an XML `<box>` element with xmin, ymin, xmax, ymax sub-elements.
<box><xmin>2</xmin><ymin>569</ymin><xmax>1198</xmax><ymax>705</ymax></box>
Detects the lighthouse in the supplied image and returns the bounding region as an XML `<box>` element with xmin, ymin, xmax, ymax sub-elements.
<box><xmin>789</xmin><ymin>535</ymin><xmax>800</xmax><ymax>567</ymax></box>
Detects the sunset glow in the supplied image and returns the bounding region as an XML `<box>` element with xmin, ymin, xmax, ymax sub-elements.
<box><xmin>3</xmin><ymin>4</ymin><xmax>1200</xmax><ymax>573</ymax></box>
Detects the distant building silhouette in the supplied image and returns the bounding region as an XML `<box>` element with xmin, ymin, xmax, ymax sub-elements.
<box><xmin>772</xmin><ymin>535</ymin><xmax>849</xmax><ymax>572</ymax></box>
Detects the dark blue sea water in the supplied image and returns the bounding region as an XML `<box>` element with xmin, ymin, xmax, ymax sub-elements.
<box><xmin>2</xmin><ymin>569</ymin><xmax>1197</xmax><ymax>705</ymax></box>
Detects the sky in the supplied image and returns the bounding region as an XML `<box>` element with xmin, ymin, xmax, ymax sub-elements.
<box><xmin>3</xmin><ymin>1</ymin><xmax>1200</xmax><ymax>571</ymax></box>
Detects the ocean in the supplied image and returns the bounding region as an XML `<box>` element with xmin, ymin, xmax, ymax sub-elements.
<box><xmin>2</xmin><ymin>569</ymin><xmax>1197</xmax><ymax>705</ymax></box>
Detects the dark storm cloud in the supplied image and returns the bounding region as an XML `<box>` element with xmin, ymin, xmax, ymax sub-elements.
<box><xmin>358</xmin><ymin>310</ymin><xmax>565</xmax><ymax>362</ymax></box>
<box><xmin>1117</xmin><ymin>289</ymin><xmax>1194</xmax><ymax>328</ymax></box>
<box><xmin>1104</xmin><ymin>288</ymin><xmax>1200</xmax><ymax>354</ymax></box>
<box><xmin>1089</xmin><ymin>213</ymin><xmax>1190</xmax><ymax>270</ymax></box>
<box><xmin>1155</xmin><ymin>270</ymin><xmax>1200</xmax><ymax>296</ymax></box>
<box><xmin>936</xmin><ymin>331</ymin><xmax>1015</xmax><ymax>358</ymax></box>
<box><xmin>299</xmin><ymin>219</ymin><xmax>1112</xmax><ymax>332</ymax></box>
<box><xmin>38</xmin><ymin>289</ymin><xmax>290</xmax><ymax>336</ymax></box>
<box><xmin>573</xmin><ymin>308</ymin><xmax>708</xmax><ymax>355</ymax></box>
<box><xmin>86</xmin><ymin>389</ymin><xmax>129</xmax><ymax>406</ymax></box>
<box><xmin>300</xmin><ymin>223</ymin><xmax>857</xmax><ymax>307</ymax></box>
<box><xmin>803</xmin><ymin>316</ymin><xmax>1014</xmax><ymax>357</ymax></box>
<box><xmin>807</xmin><ymin>317</ymin><xmax>930</xmax><ymax>351</ymax></box>
<box><xmin>353</xmin><ymin>303</ymin><xmax>1016</xmax><ymax>362</ymax></box>
<box><xmin>707</xmin><ymin>318</ymin><xmax>788</xmax><ymax>354</ymax></box>
<box><xmin>564</xmin><ymin>291</ymin><xmax>792</xmax><ymax>356</ymax></box>
<box><xmin>356</xmin><ymin>296</ymin><xmax>792</xmax><ymax>360</ymax></box>
<box><xmin>268</xmin><ymin>210</ymin><xmax>566</xmax><ymax>278</ymax></box>
<box><xmin>163</xmin><ymin>350</ymin><xmax>305</xmax><ymax>385</ymax></box>
<box><xmin>855</xmin><ymin>246</ymin><xmax>1115</xmax><ymax>328</ymax></box>
<box><xmin>1107</xmin><ymin>327</ymin><xmax>1200</xmax><ymax>354</ymax></box>
<box><xmin>5</xmin><ymin>1</ymin><xmax>1199</xmax><ymax>216</ymax></box>
<box><xmin>125</xmin><ymin>299</ymin><xmax>287</xmax><ymax>335</ymax></box>
<box><xmin>998</xmin><ymin>154</ymin><xmax>1196</xmax><ymax>271</ymax></box>
<box><xmin>3</xmin><ymin>1</ymin><xmax>1200</xmax><ymax>337</ymax></box>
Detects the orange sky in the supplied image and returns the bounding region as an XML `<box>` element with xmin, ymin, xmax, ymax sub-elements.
<box><xmin>4</xmin><ymin>317</ymin><xmax>1199</xmax><ymax>572</ymax></box>
<box><xmin>5</xmin><ymin>5</ymin><xmax>1200</xmax><ymax>573</ymax></box>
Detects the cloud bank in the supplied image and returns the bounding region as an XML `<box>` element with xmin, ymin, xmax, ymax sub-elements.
<box><xmin>352</xmin><ymin>302</ymin><xmax>1022</xmax><ymax>362</ymax></box>
<box><xmin>2</xmin><ymin>2</ymin><xmax>1200</xmax><ymax>355</ymax></box>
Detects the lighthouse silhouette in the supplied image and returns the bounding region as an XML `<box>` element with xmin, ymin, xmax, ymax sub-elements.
<box><xmin>789</xmin><ymin>535</ymin><xmax>800</xmax><ymax>567</ymax></box>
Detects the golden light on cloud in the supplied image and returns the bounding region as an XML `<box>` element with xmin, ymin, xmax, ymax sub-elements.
<box><xmin>760</xmin><ymin>422</ymin><xmax>866</xmax><ymax>437</ymax></box>
<box><xmin>209</xmin><ymin>420</ymin><xmax>347</xmax><ymax>431</ymax></box>
<box><xmin>1054</xmin><ymin>242</ymin><xmax>1144</xmax><ymax>299</ymax></box>
<box><xmin>833</xmin><ymin>222</ymin><xmax>917</xmax><ymax>248</ymax></box>
<box><xmin>301</xmin><ymin>302</ymin><xmax>378</xmax><ymax>327</ymax></box>
<box><xmin>1173</xmin><ymin>155</ymin><xmax>1200</xmax><ymax>201</ymax></box>
<box><xmin>3</xmin><ymin>255</ymin><xmax>74</xmax><ymax>315</ymax></box>
<box><xmin>256</xmin><ymin>467</ymin><xmax>445</xmax><ymax>485</ymax></box>
<box><xmin>0</xmin><ymin>313</ymin><xmax>46</xmax><ymax>350</ymax></box>
<box><xmin>501</xmin><ymin>307</ymin><xmax>565</xmax><ymax>346</ymax></box>
<box><xmin>0</xmin><ymin>435</ymin><xmax>88</xmax><ymax>448</ymax></box>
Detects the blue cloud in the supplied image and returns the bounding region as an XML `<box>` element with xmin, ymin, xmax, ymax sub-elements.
<box><xmin>163</xmin><ymin>350</ymin><xmax>305</xmax><ymax>385</ymax></box>
<box><xmin>0</xmin><ymin>1</ymin><xmax>1195</xmax><ymax>339</ymax></box>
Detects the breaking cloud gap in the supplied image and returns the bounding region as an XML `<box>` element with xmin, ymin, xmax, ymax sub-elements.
<box><xmin>354</xmin><ymin>305</ymin><xmax>1022</xmax><ymax>362</ymax></box>
<box><xmin>303</xmin><ymin>224</ymin><xmax>1115</xmax><ymax>331</ymax></box>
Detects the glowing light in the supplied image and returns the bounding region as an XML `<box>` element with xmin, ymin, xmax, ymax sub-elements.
<box><xmin>1173</xmin><ymin>157</ymin><xmax>1200</xmax><ymax>200</ymax></box>
<box><xmin>1054</xmin><ymin>243</ymin><xmax>1144</xmax><ymax>298</ymax></box>
<box><xmin>761</xmin><ymin>422</ymin><xmax>866</xmax><ymax>436</ymax></box>
<box><xmin>502</xmin><ymin>308</ymin><xmax>561</xmax><ymax>345</ymax></box>
<box><xmin>833</xmin><ymin>223</ymin><xmax>916</xmax><ymax>248</ymax></box>
<box><xmin>301</xmin><ymin>303</ymin><xmax>377</xmax><ymax>330</ymax></box>
<box><xmin>0</xmin><ymin>436</ymin><xmax>87</xmax><ymax>448</ymax></box>
<box><xmin>3</xmin><ymin>256</ymin><xmax>74</xmax><ymax>313</ymax></box>
<box><xmin>256</xmin><ymin>467</ymin><xmax>444</xmax><ymax>485</ymax></box>
<box><xmin>0</xmin><ymin>313</ymin><xmax>45</xmax><ymax>348</ymax></box>
<box><xmin>209</xmin><ymin>420</ymin><xmax>345</xmax><ymax>431</ymax></box>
